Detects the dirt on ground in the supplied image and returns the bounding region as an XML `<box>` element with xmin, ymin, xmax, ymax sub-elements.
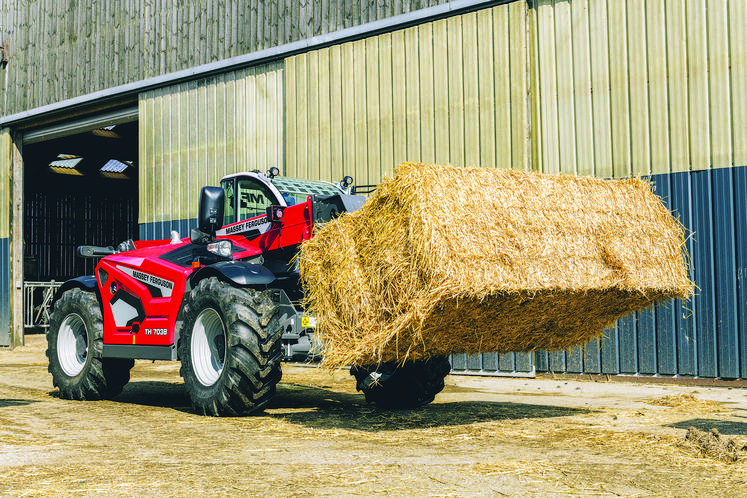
<box><xmin>1</xmin><ymin>334</ymin><xmax>746</xmax><ymax>497</ymax></box>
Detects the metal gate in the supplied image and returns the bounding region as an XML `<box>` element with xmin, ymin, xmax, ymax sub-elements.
<box><xmin>24</xmin><ymin>281</ymin><xmax>63</xmax><ymax>329</ymax></box>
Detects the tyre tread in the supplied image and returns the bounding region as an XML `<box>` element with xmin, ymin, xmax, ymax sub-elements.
<box><xmin>180</xmin><ymin>278</ymin><xmax>283</xmax><ymax>416</ymax></box>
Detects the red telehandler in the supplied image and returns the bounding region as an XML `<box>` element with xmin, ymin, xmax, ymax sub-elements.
<box><xmin>47</xmin><ymin>169</ymin><xmax>450</xmax><ymax>415</ymax></box>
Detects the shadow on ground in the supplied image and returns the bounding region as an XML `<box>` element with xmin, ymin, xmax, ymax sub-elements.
<box><xmin>48</xmin><ymin>381</ymin><xmax>193</xmax><ymax>412</ymax></box>
<box><xmin>0</xmin><ymin>399</ymin><xmax>41</xmax><ymax>408</ymax></box>
<box><xmin>667</xmin><ymin>418</ymin><xmax>747</xmax><ymax>436</ymax></box>
<box><xmin>46</xmin><ymin>379</ymin><xmax>592</xmax><ymax>430</ymax></box>
<box><xmin>267</xmin><ymin>383</ymin><xmax>592</xmax><ymax>432</ymax></box>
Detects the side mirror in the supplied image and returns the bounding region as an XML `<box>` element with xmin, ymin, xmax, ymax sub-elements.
<box><xmin>193</xmin><ymin>186</ymin><xmax>224</xmax><ymax>244</ymax></box>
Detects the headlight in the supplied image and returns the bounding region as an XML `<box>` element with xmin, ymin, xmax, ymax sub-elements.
<box><xmin>207</xmin><ymin>240</ymin><xmax>233</xmax><ymax>258</ymax></box>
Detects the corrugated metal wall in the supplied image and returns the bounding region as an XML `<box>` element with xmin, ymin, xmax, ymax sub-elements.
<box><xmin>138</xmin><ymin>62</ymin><xmax>285</xmax><ymax>240</ymax></box>
<box><xmin>534</xmin><ymin>167</ymin><xmax>747</xmax><ymax>381</ymax></box>
<box><xmin>0</xmin><ymin>0</ymin><xmax>454</xmax><ymax>116</ymax></box>
<box><xmin>282</xmin><ymin>0</ymin><xmax>747</xmax><ymax>379</ymax></box>
<box><xmin>285</xmin><ymin>1</ymin><xmax>529</xmax><ymax>184</ymax></box>
<box><xmin>530</xmin><ymin>0</ymin><xmax>747</xmax><ymax>379</ymax></box>
<box><xmin>531</xmin><ymin>0</ymin><xmax>746</xmax><ymax>176</ymax></box>
<box><xmin>0</xmin><ymin>129</ymin><xmax>12</xmax><ymax>346</ymax></box>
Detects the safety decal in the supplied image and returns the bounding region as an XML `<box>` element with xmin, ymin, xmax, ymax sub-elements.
<box><xmin>110</xmin><ymin>288</ymin><xmax>145</xmax><ymax>328</ymax></box>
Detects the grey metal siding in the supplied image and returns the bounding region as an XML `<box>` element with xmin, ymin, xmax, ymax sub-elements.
<box><xmin>736</xmin><ymin>171</ymin><xmax>747</xmax><ymax>378</ymax></box>
<box><xmin>138</xmin><ymin>63</ymin><xmax>285</xmax><ymax>231</ymax></box>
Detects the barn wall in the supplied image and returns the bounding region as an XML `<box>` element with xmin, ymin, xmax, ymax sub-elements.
<box><xmin>284</xmin><ymin>0</ymin><xmax>746</xmax><ymax>379</ymax></box>
<box><xmin>529</xmin><ymin>0</ymin><xmax>747</xmax><ymax>380</ymax></box>
<box><xmin>531</xmin><ymin>166</ymin><xmax>747</xmax><ymax>381</ymax></box>
<box><xmin>285</xmin><ymin>1</ymin><xmax>529</xmax><ymax>184</ymax></box>
<box><xmin>530</xmin><ymin>0</ymin><xmax>746</xmax><ymax>177</ymax></box>
<box><xmin>138</xmin><ymin>62</ymin><xmax>284</xmax><ymax>240</ymax></box>
<box><xmin>0</xmin><ymin>0</ymin><xmax>455</xmax><ymax>116</ymax></box>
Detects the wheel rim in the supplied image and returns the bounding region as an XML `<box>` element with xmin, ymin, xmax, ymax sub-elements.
<box><xmin>191</xmin><ymin>308</ymin><xmax>227</xmax><ymax>387</ymax></box>
<box><xmin>57</xmin><ymin>313</ymin><xmax>89</xmax><ymax>377</ymax></box>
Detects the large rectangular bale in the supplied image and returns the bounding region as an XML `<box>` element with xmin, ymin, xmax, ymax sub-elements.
<box><xmin>300</xmin><ymin>163</ymin><xmax>693</xmax><ymax>368</ymax></box>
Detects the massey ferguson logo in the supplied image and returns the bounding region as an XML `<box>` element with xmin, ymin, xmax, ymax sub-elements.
<box><xmin>117</xmin><ymin>266</ymin><xmax>174</xmax><ymax>297</ymax></box>
<box><xmin>217</xmin><ymin>215</ymin><xmax>271</xmax><ymax>237</ymax></box>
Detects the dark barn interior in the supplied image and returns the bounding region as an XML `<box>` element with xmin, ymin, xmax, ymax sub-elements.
<box><xmin>23</xmin><ymin>121</ymin><xmax>139</xmax><ymax>282</ymax></box>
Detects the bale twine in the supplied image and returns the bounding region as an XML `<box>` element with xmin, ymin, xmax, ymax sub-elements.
<box><xmin>300</xmin><ymin>163</ymin><xmax>693</xmax><ymax>368</ymax></box>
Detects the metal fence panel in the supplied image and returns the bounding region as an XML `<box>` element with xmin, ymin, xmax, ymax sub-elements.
<box><xmin>23</xmin><ymin>281</ymin><xmax>63</xmax><ymax>329</ymax></box>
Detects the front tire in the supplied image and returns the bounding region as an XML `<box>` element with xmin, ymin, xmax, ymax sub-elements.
<box><xmin>179</xmin><ymin>277</ymin><xmax>283</xmax><ymax>416</ymax></box>
<box><xmin>351</xmin><ymin>356</ymin><xmax>451</xmax><ymax>409</ymax></box>
<box><xmin>46</xmin><ymin>288</ymin><xmax>134</xmax><ymax>400</ymax></box>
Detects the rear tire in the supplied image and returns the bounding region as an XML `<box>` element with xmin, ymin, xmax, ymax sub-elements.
<box><xmin>179</xmin><ymin>277</ymin><xmax>283</xmax><ymax>416</ymax></box>
<box><xmin>351</xmin><ymin>356</ymin><xmax>451</xmax><ymax>409</ymax></box>
<box><xmin>46</xmin><ymin>288</ymin><xmax>134</xmax><ymax>400</ymax></box>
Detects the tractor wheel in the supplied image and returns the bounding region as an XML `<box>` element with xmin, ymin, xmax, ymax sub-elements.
<box><xmin>46</xmin><ymin>288</ymin><xmax>134</xmax><ymax>400</ymax></box>
<box><xmin>350</xmin><ymin>356</ymin><xmax>451</xmax><ymax>409</ymax></box>
<box><xmin>179</xmin><ymin>277</ymin><xmax>283</xmax><ymax>416</ymax></box>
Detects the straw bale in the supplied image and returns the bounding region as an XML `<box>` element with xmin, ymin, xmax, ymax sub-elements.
<box><xmin>300</xmin><ymin>162</ymin><xmax>693</xmax><ymax>368</ymax></box>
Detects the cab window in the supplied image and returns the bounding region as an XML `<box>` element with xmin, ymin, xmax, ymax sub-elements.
<box><xmin>238</xmin><ymin>179</ymin><xmax>275</xmax><ymax>221</ymax></box>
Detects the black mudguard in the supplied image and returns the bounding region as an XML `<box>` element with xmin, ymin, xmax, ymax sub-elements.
<box><xmin>190</xmin><ymin>260</ymin><xmax>276</xmax><ymax>289</ymax></box>
<box><xmin>52</xmin><ymin>276</ymin><xmax>99</xmax><ymax>305</ymax></box>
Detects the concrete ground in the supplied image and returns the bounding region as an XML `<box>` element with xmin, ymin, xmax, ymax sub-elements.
<box><xmin>1</xmin><ymin>334</ymin><xmax>746</xmax><ymax>496</ymax></box>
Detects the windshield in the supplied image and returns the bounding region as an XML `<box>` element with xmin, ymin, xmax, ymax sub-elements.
<box><xmin>272</xmin><ymin>177</ymin><xmax>343</xmax><ymax>206</ymax></box>
<box><xmin>221</xmin><ymin>176</ymin><xmax>279</xmax><ymax>225</ymax></box>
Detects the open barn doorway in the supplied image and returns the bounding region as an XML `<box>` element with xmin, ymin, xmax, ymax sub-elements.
<box><xmin>22</xmin><ymin>118</ymin><xmax>139</xmax><ymax>330</ymax></box>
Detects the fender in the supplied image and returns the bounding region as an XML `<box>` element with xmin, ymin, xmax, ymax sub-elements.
<box><xmin>189</xmin><ymin>260</ymin><xmax>276</xmax><ymax>289</ymax></box>
<box><xmin>52</xmin><ymin>276</ymin><xmax>99</xmax><ymax>305</ymax></box>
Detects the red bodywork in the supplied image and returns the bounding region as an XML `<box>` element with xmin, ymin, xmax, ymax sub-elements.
<box><xmin>95</xmin><ymin>197</ymin><xmax>314</xmax><ymax>347</ymax></box>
